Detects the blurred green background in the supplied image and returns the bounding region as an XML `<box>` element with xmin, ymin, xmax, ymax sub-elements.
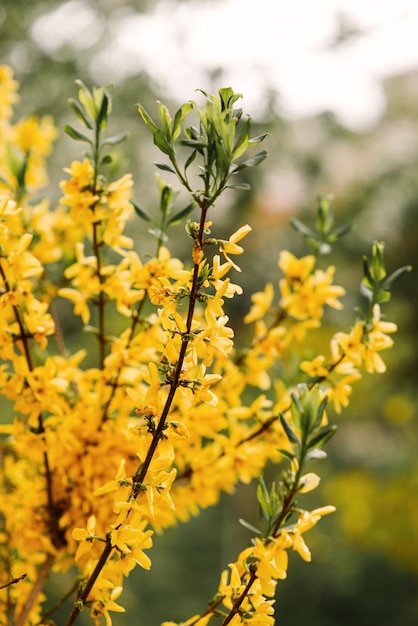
<box><xmin>1</xmin><ymin>1</ymin><xmax>417</xmax><ymax>624</ymax></box>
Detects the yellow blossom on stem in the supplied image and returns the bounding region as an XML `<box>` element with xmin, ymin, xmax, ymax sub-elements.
<box><xmin>218</xmin><ymin>224</ymin><xmax>252</xmax><ymax>271</ymax></box>
<box><xmin>244</xmin><ymin>283</ymin><xmax>275</xmax><ymax>324</ymax></box>
<box><xmin>290</xmin><ymin>506</ymin><xmax>336</xmax><ymax>562</ymax></box>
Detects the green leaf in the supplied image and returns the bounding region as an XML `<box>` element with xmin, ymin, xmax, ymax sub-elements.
<box><xmin>277</xmin><ymin>448</ymin><xmax>295</xmax><ymax>461</ymax></box>
<box><xmin>248</xmin><ymin>132</ymin><xmax>269</xmax><ymax>145</ymax></box>
<box><xmin>64</xmin><ymin>125</ymin><xmax>92</xmax><ymax>144</ymax></box>
<box><xmin>226</xmin><ymin>183</ymin><xmax>251</xmax><ymax>190</ymax></box>
<box><xmin>131</xmin><ymin>201</ymin><xmax>152</xmax><ymax>222</ymax></box>
<box><xmin>76</xmin><ymin>80</ymin><xmax>97</xmax><ymax>122</ymax></box>
<box><xmin>184</xmin><ymin>125</ymin><xmax>201</xmax><ymax>141</ymax></box>
<box><xmin>153</xmin><ymin>128</ymin><xmax>175</xmax><ymax>157</ymax></box>
<box><xmin>279</xmin><ymin>413</ymin><xmax>300</xmax><ymax>445</ymax></box>
<box><xmin>376</xmin><ymin>290</ymin><xmax>391</xmax><ymax>304</ymax></box>
<box><xmin>167</xmin><ymin>203</ymin><xmax>196</xmax><ymax>226</ymax></box>
<box><xmin>312</xmin><ymin>396</ymin><xmax>328</xmax><ymax>430</ymax></box>
<box><xmin>160</xmin><ymin>184</ymin><xmax>174</xmax><ymax>218</ymax></box>
<box><xmin>97</xmin><ymin>91</ymin><xmax>109</xmax><ymax>130</ymax></box>
<box><xmin>102</xmin><ymin>131</ymin><xmax>129</xmax><ymax>146</ymax></box>
<box><xmin>184</xmin><ymin>150</ymin><xmax>197</xmax><ymax>173</ymax></box>
<box><xmin>172</xmin><ymin>101</ymin><xmax>194</xmax><ymax>141</ymax></box>
<box><xmin>239</xmin><ymin>518</ymin><xmax>262</xmax><ymax>535</ymax></box>
<box><xmin>328</xmin><ymin>223</ymin><xmax>352</xmax><ymax>241</ymax></box>
<box><xmin>16</xmin><ymin>151</ymin><xmax>29</xmax><ymax>192</ymax></box>
<box><xmin>256</xmin><ymin>476</ymin><xmax>271</xmax><ymax>514</ymax></box>
<box><xmin>289</xmin><ymin>217</ymin><xmax>315</xmax><ymax>239</ymax></box>
<box><xmin>179</xmin><ymin>138</ymin><xmax>208</xmax><ymax>149</ymax></box>
<box><xmin>154</xmin><ymin>162</ymin><xmax>177</xmax><ymax>174</ymax></box>
<box><xmin>219</xmin><ymin>87</ymin><xmax>242</xmax><ymax>110</ymax></box>
<box><xmin>69</xmin><ymin>98</ymin><xmax>93</xmax><ymax>129</ymax></box>
<box><xmin>316</xmin><ymin>195</ymin><xmax>334</xmax><ymax>234</ymax></box>
<box><xmin>371</xmin><ymin>241</ymin><xmax>387</xmax><ymax>282</ymax></box>
<box><xmin>382</xmin><ymin>265</ymin><xmax>412</xmax><ymax>291</ymax></box>
<box><xmin>232</xmin><ymin>116</ymin><xmax>251</xmax><ymax>159</ymax></box>
<box><xmin>308</xmin><ymin>425</ymin><xmax>338</xmax><ymax>449</ymax></box>
<box><xmin>158</xmin><ymin>101</ymin><xmax>173</xmax><ymax>137</ymax></box>
<box><xmin>233</xmin><ymin>150</ymin><xmax>268</xmax><ymax>172</ymax></box>
<box><xmin>137</xmin><ymin>104</ymin><xmax>159</xmax><ymax>134</ymax></box>
<box><xmin>5</xmin><ymin>144</ymin><xmax>23</xmax><ymax>176</ymax></box>
<box><xmin>100</xmin><ymin>155</ymin><xmax>112</xmax><ymax>166</ymax></box>
<box><xmin>362</xmin><ymin>256</ymin><xmax>374</xmax><ymax>291</ymax></box>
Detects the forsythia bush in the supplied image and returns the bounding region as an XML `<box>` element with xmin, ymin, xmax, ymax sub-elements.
<box><xmin>0</xmin><ymin>65</ymin><xmax>410</xmax><ymax>626</ymax></box>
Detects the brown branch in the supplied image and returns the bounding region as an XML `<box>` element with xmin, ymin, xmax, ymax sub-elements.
<box><xmin>0</xmin><ymin>260</ymin><xmax>66</xmax><ymax>552</ymax></box>
<box><xmin>64</xmin><ymin>202</ymin><xmax>210</xmax><ymax>626</ymax></box>
<box><xmin>92</xmin><ymin>220</ymin><xmax>107</xmax><ymax>369</ymax></box>
<box><xmin>220</xmin><ymin>569</ymin><xmax>258</xmax><ymax>626</ymax></box>
<box><xmin>0</xmin><ymin>573</ymin><xmax>27</xmax><ymax>591</ymax></box>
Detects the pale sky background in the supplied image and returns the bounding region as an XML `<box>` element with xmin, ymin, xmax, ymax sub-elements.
<box><xmin>32</xmin><ymin>0</ymin><xmax>418</xmax><ymax>129</ymax></box>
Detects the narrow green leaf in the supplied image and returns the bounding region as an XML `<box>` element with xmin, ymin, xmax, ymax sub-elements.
<box><xmin>153</xmin><ymin>128</ymin><xmax>174</xmax><ymax>157</ymax></box>
<box><xmin>100</xmin><ymin>155</ymin><xmax>112</xmax><ymax>166</ymax></box>
<box><xmin>289</xmin><ymin>217</ymin><xmax>315</xmax><ymax>239</ymax></box>
<box><xmin>226</xmin><ymin>183</ymin><xmax>251</xmax><ymax>190</ymax></box>
<box><xmin>69</xmin><ymin>98</ymin><xmax>93</xmax><ymax>129</ymax></box>
<box><xmin>316</xmin><ymin>195</ymin><xmax>334</xmax><ymax>234</ymax></box>
<box><xmin>277</xmin><ymin>448</ymin><xmax>296</xmax><ymax>461</ymax></box>
<box><xmin>234</xmin><ymin>150</ymin><xmax>268</xmax><ymax>172</ymax></box>
<box><xmin>131</xmin><ymin>200</ymin><xmax>152</xmax><ymax>222</ymax></box>
<box><xmin>184</xmin><ymin>125</ymin><xmax>200</xmax><ymax>140</ymax></box>
<box><xmin>179</xmin><ymin>139</ymin><xmax>208</xmax><ymax>149</ymax></box>
<box><xmin>279</xmin><ymin>413</ymin><xmax>300</xmax><ymax>445</ymax></box>
<box><xmin>328</xmin><ymin>223</ymin><xmax>352</xmax><ymax>241</ymax></box>
<box><xmin>102</xmin><ymin>131</ymin><xmax>129</xmax><ymax>146</ymax></box>
<box><xmin>137</xmin><ymin>104</ymin><xmax>159</xmax><ymax>134</ymax></box>
<box><xmin>257</xmin><ymin>476</ymin><xmax>271</xmax><ymax>514</ymax></box>
<box><xmin>154</xmin><ymin>162</ymin><xmax>177</xmax><ymax>174</ymax></box>
<box><xmin>172</xmin><ymin>101</ymin><xmax>194</xmax><ymax>141</ymax></box>
<box><xmin>160</xmin><ymin>185</ymin><xmax>174</xmax><ymax>218</ymax></box>
<box><xmin>370</xmin><ymin>241</ymin><xmax>386</xmax><ymax>282</ymax></box>
<box><xmin>16</xmin><ymin>151</ymin><xmax>29</xmax><ymax>191</ymax></box>
<box><xmin>5</xmin><ymin>144</ymin><xmax>23</xmax><ymax>176</ymax></box>
<box><xmin>248</xmin><ymin>132</ymin><xmax>269</xmax><ymax>145</ymax></box>
<box><xmin>312</xmin><ymin>396</ymin><xmax>328</xmax><ymax>430</ymax></box>
<box><xmin>167</xmin><ymin>203</ymin><xmax>196</xmax><ymax>226</ymax></box>
<box><xmin>308</xmin><ymin>425</ymin><xmax>338</xmax><ymax>449</ymax></box>
<box><xmin>362</xmin><ymin>256</ymin><xmax>374</xmax><ymax>290</ymax></box>
<box><xmin>63</xmin><ymin>125</ymin><xmax>92</xmax><ymax>144</ymax></box>
<box><xmin>232</xmin><ymin>116</ymin><xmax>251</xmax><ymax>159</ymax></box>
<box><xmin>382</xmin><ymin>265</ymin><xmax>412</xmax><ymax>291</ymax></box>
<box><xmin>219</xmin><ymin>87</ymin><xmax>242</xmax><ymax>110</ymax></box>
<box><xmin>239</xmin><ymin>518</ymin><xmax>262</xmax><ymax>535</ymax></box>
<box><xmin>76</xmin><ymin>80</ymin><xmax>96</xmax><ymax>122</ymax></box>
<box><xmin>184</xmin><ymin>150</ymin><xmax>197</xmax><ymax>173</ymax></box>
<box><xmin>96</xmin><ymin>90</ymin><xmax>109</xmax><ymax>130</ymax></box>
<box><xmin>158</xmin><ymin>101</ymin><xmax>173</xmax><ymax>136</ymax></box>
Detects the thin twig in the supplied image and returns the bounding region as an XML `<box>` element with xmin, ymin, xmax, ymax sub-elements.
<box><xmin>0</xmin><ymin>574</ymin><xmax>27</xmax><ymax>591</ymax></box>
<box><xmin>15</xmin><ymin>554</ymin><xmax>54</xmax><ymax>626</ymax></box>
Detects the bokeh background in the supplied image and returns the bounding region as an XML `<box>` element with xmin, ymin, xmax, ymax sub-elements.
<box><xmin>1</xmin><ymin>1</ymin><xmax>417</xmax><ymax>624</ymax></box>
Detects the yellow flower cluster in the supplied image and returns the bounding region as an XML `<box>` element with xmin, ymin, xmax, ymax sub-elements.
<box><xmin>216</xmin><ymin>504</ymin><xmax>336</xmax><ymax>625</ymax></box>
<box><xmin>0</xmin><ymin>67</ymin><xmax>400</xmax><ymax>626</ymax></box>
